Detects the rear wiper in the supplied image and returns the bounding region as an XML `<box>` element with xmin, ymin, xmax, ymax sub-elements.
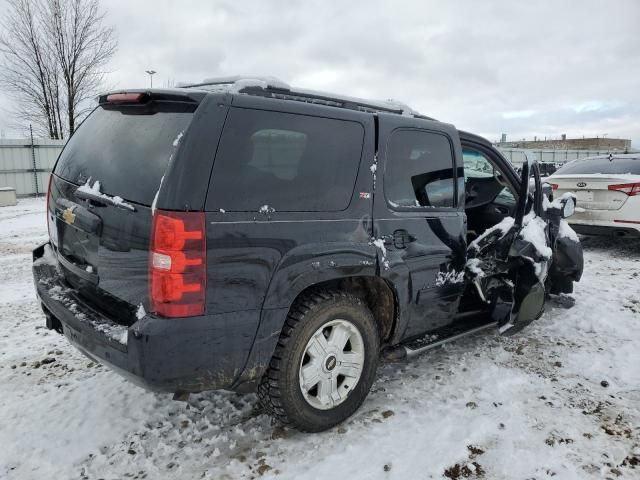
<box><xmin>75</xmin><ymin>188</ymin><xmax>136</xmax><ymax>212</ymax></box>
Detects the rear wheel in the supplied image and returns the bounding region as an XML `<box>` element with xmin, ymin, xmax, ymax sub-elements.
<box><xmin>258</xmin><ymin>291</ymin><xmax>379</xmax><ymax>432</ymax></box>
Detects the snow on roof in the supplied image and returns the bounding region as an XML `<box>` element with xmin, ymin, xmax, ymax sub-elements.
<box><xmin>178</xmin><ymin>75</ymin><xmax>291</xmax><ymax>91</ymax></box>
<box><xmin>177</xmin><ymin>75</ymin><xmax>424</xmax><ymax>117</ymax></box>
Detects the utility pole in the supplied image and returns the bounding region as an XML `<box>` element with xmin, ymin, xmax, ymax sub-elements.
<box><xmin>29</xmin><ymin>124</ymin><xmax>39</xmax><ymax>196</ymax></box>
<box><xmin>145</xmin><ymin>70</ymin><xmax>157</xmax><ymax>88</ymax></box>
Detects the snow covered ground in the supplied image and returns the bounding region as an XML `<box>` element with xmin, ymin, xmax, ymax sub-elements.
<box><xmin>1</xmin><ymin>198</ymin><xmax>639</xmax><ymax>480</ymax></box>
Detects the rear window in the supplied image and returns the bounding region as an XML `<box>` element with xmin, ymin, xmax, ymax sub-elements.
<box><xmin>54</xmin><ymin>104</ymin><xmax>194</xmax><ymax>205</ymax></box>
<box><xmin>207</xmin><ymin>108</ymin><xmax>364</xmax><ymax>212</ymax></box>
<box><xmin>555</xmin><ymin>157</ymin><xmax>640</xmax><ymax>175</ymax></box>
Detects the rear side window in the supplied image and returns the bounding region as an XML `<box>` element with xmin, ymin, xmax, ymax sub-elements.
<box><xmin>385</xmin><ymin>129</ymin><xmax>455</xmax><ymax>208</ymax></box>
<box><xmin>54</xmin><ymin>104</ymin><xmax>194</xmax><ymax>205</ymax></box>
<box><xmin>555</xmin><ymin>157</ymin><xmax>640</xmax><ymax>175</ymax></box>
<box><xmin>207</xmin><ymin>108</ymin><xmax>364</xmax><ymax>212</ymax></box>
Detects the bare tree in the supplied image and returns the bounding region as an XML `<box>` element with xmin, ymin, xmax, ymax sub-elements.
<box><xmin>44</xmin><ymin>0</ymin><xmax>116</xmax><ymax>135</ymax></box>
<box><xmin>0</xmin><ymin>0</ymin><xmax>116</xmax><ymax>139</ymax></box>
<box><xmin>0</xmin><ymin>0</ymin><xmax>63</xmax><ymax>138</ymax></box>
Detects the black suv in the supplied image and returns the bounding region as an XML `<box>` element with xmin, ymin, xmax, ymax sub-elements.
<box><xmin>33</xmin><ymin>77</ymin><xmax>583</xmax><ymax>432</ymax></box>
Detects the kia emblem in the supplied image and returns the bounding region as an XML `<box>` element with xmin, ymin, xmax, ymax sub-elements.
<box><xmin>577</xmin><ymin>182</ymin><xmax>587</xmax><ymax>187</ymax></box>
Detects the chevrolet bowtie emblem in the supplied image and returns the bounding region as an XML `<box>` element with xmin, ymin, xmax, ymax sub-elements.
<box><xmin>62</xmin><ymin>207</ymin><xmax>76</xmax><ymax>225</ymax></box>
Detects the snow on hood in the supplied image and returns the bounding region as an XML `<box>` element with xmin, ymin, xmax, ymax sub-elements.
<box><xmin>465</xmin><ymin>258</ymin><xmax>485</xmax><ymax>278</ymax></box>
<box><xmin>519</xmin><ymin>212</ymin><xmax>552</xmax><ymax>258</ymax></box>
<box><xmin>470</xmin><ymin>211</ymin><xmax>551</xmax><ymax>259</ymax></box>
<box><xmin>469</xmin><ymin>216</ymin><xmax>515</xmax><ymax>252</ymax></box>
<box><xmin>558</xmin><ymin>219</ymin><xmax>579</xmax><ymax>242</ymax></box>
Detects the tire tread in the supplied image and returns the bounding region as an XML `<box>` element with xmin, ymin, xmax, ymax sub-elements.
<box><xmin>257</xmin><ymin>289</ymin><xmax>370</xmax><ymax>429</ymax></box>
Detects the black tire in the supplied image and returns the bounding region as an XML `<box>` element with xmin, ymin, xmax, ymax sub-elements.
<box><xmin>258</xmin><ymin>290</ymin><xmax>379</xmax><ymax>432</ymax></box>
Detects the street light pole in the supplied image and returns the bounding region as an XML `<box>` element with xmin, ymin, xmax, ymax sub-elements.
<box><xmin>145</xmin><ymin>70</ymin><xmax>157</xmax><ymax>88</ymax></box>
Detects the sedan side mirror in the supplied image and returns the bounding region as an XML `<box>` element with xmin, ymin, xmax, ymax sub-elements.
<box><xmin>562</xmin><ymin>196</ymin><xmax>576</xmax><ymax>218</ymax></box>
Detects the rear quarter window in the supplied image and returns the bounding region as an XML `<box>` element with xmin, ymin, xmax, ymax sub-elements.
<box><xmin>206</xmin><ymin>108</ymin><xmax>364</xmax><ymax>212</ymax></box>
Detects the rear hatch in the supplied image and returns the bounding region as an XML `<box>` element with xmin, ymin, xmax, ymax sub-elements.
<box><xmin>550</xmin><ymin>156</ymin><xmax>640</xmax><ymax>211</ymax></box>
<box><xmin>48</xmin><ymin>92</ymin><xmax>199</xmax><ymax>325</ymax></box>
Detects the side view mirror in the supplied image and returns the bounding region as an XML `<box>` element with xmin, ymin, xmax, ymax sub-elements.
<box><xmin>561</xmin><ymin>196</ymin><xmax>576</xmax><ymax>218</ymax></box>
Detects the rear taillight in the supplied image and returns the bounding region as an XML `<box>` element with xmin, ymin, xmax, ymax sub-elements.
<box><xmin>608</xmin><ymin>183</ymin><xmax>640</xmax><ymax>196</ymax></box>
<box><xmin>150</xmin><ymin>210</ymin><xmax>206</xmax><ymax>317</ymax></box>
<box><xmin>550</xmin><ymin>183</ymin><xmax>559</xmax><ymax>191</ymax></box>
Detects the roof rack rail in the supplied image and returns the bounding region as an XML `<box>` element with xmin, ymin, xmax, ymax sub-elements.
<box><xmin>178</xmin><ymin>75</ymin><xmax>433</xmax><ymax>120</ymax></box>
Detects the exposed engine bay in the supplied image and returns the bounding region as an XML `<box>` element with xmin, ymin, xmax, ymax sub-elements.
<box><xmin>463</xmin><ymin>161</ymin><xmax>584</xmax><ymax>336</ymax></box>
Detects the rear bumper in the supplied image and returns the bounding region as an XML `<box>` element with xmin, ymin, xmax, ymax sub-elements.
<box><xmin>568</xmin><ymin>204</ymin><xmax>640</xmax><ymax>236</ymax></box>
<box><xmin>32</xmin><ymin>243</ymin><xmax>260</xmax><ymax>393</ymax></box>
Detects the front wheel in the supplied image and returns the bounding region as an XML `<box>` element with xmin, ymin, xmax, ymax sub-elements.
<box><xmin>258</xmin><ymin>291</ymin><xmax>379</xmax><ymax>432</ymax></box>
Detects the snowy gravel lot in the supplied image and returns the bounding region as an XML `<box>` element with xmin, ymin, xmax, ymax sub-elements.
<box><xmin>1</xmin><ymin>198</ymin><xmax>639</xmax><ymax>480</ymax></box>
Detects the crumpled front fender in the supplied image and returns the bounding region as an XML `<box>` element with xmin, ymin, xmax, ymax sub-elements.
<box><xmin>548</xmin><ymin>236</ymin><xmax>584</xmax><ymax>294</ymax></box>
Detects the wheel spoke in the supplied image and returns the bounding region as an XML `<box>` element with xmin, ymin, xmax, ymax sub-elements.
<box><xmin>306</xmin><ymin>332</ymin><xmax>329</xmax><ymax>359</ymax></box>
<box><xmin>338</xmin><ymin>352</ymin><xmax>363</xmax><ymax>378</ymax></box>
<box><xmin>328</xmin><ymin>323</ymin><xmax>351</xmax><ymax>351</ymax></box>
<box><xmin>317</xmin><ymin>377</ymin><xmax>333</xmax><ymax>407</ymax></box>
<box><xmin>330</xmin><ymin>375</ymin><xmax>341</xmax><ymax>403</ymax></box>
<box><xmin>300</xmin><ymin>361</ymin><xmax>322</xmax><ymax>391</ymax></box>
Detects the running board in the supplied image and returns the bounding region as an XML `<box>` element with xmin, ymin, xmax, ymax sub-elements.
<box><xmin>382</xmin><ymin>320</ymin><xmax>497</xmax><ymax>361</ymax></box>
<box><xmin>405</xmin><ymin>321</ymin><xmax>497</xmax><ymax>357</ymax></box>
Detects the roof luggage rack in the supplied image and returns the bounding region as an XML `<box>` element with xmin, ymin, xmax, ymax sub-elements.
<box><xmin>178</xmin><ymin>75</ymin><xmax>434</xmax><ymax>120</ymax></box>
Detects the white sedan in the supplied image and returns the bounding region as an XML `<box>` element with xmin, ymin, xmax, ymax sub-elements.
<box><xmin>547</xmin><ymin>154</ymin><xmax>640</xmax><ymax>237</ymax></box>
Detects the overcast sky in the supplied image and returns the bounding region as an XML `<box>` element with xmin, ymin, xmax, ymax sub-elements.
<box><xmin>1</xmin><ymin>0</ymin><xmax>639</xmax><ymax>146</ymax></box>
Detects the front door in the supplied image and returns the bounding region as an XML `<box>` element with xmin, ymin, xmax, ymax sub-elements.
<box><xmin>374</xmin><ymin>115</ymin><xmax>467</xmax><ymax>342</ymax></box>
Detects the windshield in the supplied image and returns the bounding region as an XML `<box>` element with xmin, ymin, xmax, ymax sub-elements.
<box><xmin>54</xmin><ymin>104</ymin><xmax>195</xmax><ymax>205</ymax></box>
<box><xmin>554</xmin><ymin>157</ymin><xmax>640</xmax><ymax>175</ymax></box>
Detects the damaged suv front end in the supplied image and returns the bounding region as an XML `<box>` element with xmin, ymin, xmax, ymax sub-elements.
<box><xmin>465</xmin><ymin>161</ymin><xmax>584</xmax><ymax>335</ymax></box>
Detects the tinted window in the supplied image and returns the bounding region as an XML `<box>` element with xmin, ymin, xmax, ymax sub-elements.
<box><xmin>208</xmin><ymin>108</ymin><xmax>364</xmax><ymax>212</ymax></box>
<box><xmin>54</xmin><ymin>105</ymin><xmax>194</xmax><ymax>205</ymax></box>
<box><xmin>385</xmin><ymin>129</ymin><xmax>455</xmax><ymax>208</ymax></box>
<box><xmin>555</xmin><ymin>157</ymin><xmax>640</xmax><ymax>175</ymax></box>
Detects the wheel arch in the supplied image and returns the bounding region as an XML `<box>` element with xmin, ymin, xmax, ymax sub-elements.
<box><xmin>233</xmin><ymin>273</ymin><xmax>400</xmax><ymax>392</ymax></box>
<box><xmin>288</xmin><ymin>275</ymin><xmax>399</xmax><ymax>343</ymax></box>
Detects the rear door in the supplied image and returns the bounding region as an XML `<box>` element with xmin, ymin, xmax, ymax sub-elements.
<box><xmin>49</xmin><ymin>94</ymin><xmax>201</xmax><ymax>324</ymax></box>
<box><xmin>374</xmin><ymin>115</ymin><xmax>466</xmax><ymax>341</ymax></box>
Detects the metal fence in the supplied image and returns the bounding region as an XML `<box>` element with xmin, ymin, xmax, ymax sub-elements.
<box><xmin>0</xmin><ymin>138</ymin><xmax>622</xmax><ymax>197</ymax></box>
<box><xmin>497</xmin><ymin>148</ymin><xmax>613</xmax><ymax>166</ymax></box>
<box><xmin>0</xmin><ymin>138</ymin><xmax>65</xmax><ymax>196</ymax></box>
